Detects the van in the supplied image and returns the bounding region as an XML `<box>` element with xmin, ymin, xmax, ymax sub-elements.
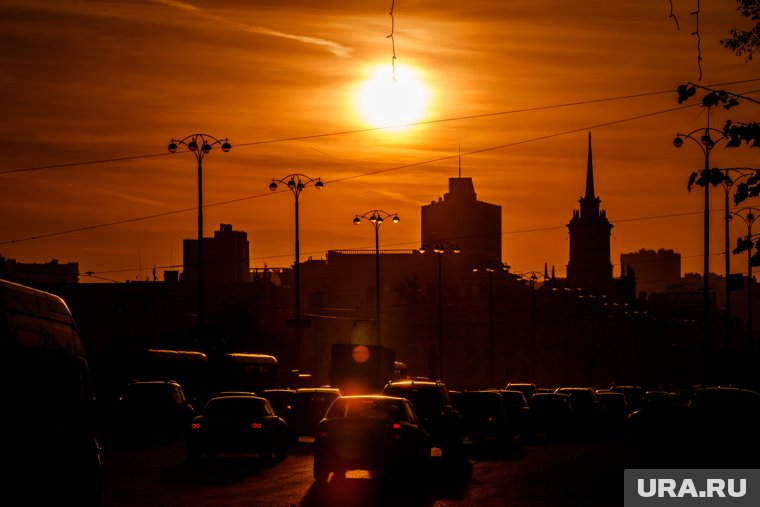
<box><xmin>0</xmin><ymin>279</ymin><xmax>102</xmax><ymax>506</ymax></box>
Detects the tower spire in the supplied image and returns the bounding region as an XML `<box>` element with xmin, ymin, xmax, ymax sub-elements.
<box><xmin>585</xmin><ymin>131</ymin><xmax>595</xmax><ymax>199</ymax></box>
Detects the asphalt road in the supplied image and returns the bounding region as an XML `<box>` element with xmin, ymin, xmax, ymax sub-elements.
<box><xmin>100</xmin><ymin>435</ymin><xmax>649</xmax><ymax>507</ymax></box>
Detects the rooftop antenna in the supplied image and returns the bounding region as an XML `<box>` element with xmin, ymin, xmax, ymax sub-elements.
<box><xmin>458</xmin><ymin>144</ymin><xmax>462</xmax><ymax>178</ymax></box>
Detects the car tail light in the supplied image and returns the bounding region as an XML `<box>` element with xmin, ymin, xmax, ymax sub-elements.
<box><xmin>251</xmin><ymin>422</ymin><xmax>263</xmax><ymax>429</ymax></box>
<box><xmin>191</xmin><ymin>422</ymin><xmax>201</xmax><ymax>430</ymax></box>
<box><xmin>392</xmin><ymin>423</ymin><xmax>401</xmax><ymax>430</ymax></box>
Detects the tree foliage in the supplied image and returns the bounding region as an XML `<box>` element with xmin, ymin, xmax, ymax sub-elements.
<box><xmin>721</xmin><ymin>0</ymin><xmax>760</xmax><ymax>61</ymax></box>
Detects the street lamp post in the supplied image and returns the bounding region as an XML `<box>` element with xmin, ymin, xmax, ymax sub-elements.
<box><xmin>269</xmin><ymin>174</ymin><xmax>323</xmax><ymax>371</ymax></box>
<box><xmin>719</xmin><ymin>168</ymin><xmax>753</xmax><ymax>350</ymax></box>
<box><xmin>517</xmin><ymin>271</ymin><xmax>546</xmax><ymax>381</ymax></box>
<box><xmin>352</xmin><ymin>210</ymin><xmax>400</xmax><ymax>348</ymax></box>
<box><xmin>419</xmin><ymin>241</ymin><xmax>460</xmax><ymax>380</ymax></box>
<box><xmin>730</xmin><ymin>207</ymin><xmax>760</xmax><ymax>353</ymax></box>
<box><xmin>674</xmin><ymin>122</ymin><xmax>728</xmax><ymax>380</ymax></box>
<box><xmin>472</xmin><ymin>261</ymin><xmax>509</xmax><ymax>387</ymax></box>
<box><xmin>168</xmin><ymin>134</ymin><xmax>231</xmax><ymax>347</ymax></box>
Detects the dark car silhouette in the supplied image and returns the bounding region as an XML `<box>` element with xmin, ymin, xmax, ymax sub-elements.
<box><xmin>187</xmin><ymin>395</ymin><xmax>289</xmax><ymax>463</ymax></box>
<box><xmin>313</xmin><ymin>395</ymin><xmax>431</xmax><ymax>483</ymax></box>
<box><xmin>112</xmin><ymin>379</ymin><xmax>195</xmax><ymax>444</ymax></box>
<box><xmin>1</xmin><ymin>279</ymin><xmax>103</xmax><ymax>507</ymax></box>
<box><xmin>259</xmin><ymin>388</ymin><xmax>296</xmax><ymax>418</ymax></box>
<box><xmin>382</xmin><ymin>379</ymin><xmax>465</xmax><ymax>461</ymax></box>
<box><xmin>453</xmin><ymin>390</ymin><xmax>512</xmax><ymax>447</ymax></box>
<box><xmin>283</xmin><ymin>387</ymin><xmax>342</xmax><ymax>441</ymax></box>
<box><xmin>529</xmin><ymin>392</ymin><xmax>578</xmax><ymax>438</ymax></box>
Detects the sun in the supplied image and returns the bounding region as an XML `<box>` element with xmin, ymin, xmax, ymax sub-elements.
<box><xmin>356</xmin><ymin>64</ymin><xmax>431</xmax><ymax>130</ymax></box>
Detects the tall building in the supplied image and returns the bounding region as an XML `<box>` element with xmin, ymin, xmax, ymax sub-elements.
<box><xmin>566</xmin><ymin>133</ymin><xmax>613</xmax><ymax>290</ymax></box>
<box><xmin>183</xmin><ymin>223</ymin><xmax>250</xmax><ymax>283</ymax></box>
<box><xmin>620</xmin><ymin>248</ymin><xmax>682</xmax><ymax>295</ymax></box>
<box><xmin>421</xmin><ymin>175</ymin><xmax>501</xmax><ymax>264</ymax></box>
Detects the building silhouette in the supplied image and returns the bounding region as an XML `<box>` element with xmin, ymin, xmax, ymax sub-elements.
<box><xmin>620</xmin><ymin>248</ymin><xmax>682</xmax><ymax>295</ymax></box>
<box><xmin>183</xmin><ymin>223</ymin><xmax>250</xmax><ymax>283</ymax></box>
<box><xmin>566</xmin><ymin>133</ymin><xmax>613</xmax><ymax>290</ymax></box>
<box><xmin>0</xmin><ymin>256</ymin><xmax>79</xmax><ymax>284</ymax></box>
<box><xmin>421</xmin><ymin>175</ymin><xmax>501</xmax><ymax>264</ymax></box>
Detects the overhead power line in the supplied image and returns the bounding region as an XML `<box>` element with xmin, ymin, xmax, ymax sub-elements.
<box><xmin>6</xmin><ymin>81</ymin><xmax>759</xmax><ymax>176</ymax></box>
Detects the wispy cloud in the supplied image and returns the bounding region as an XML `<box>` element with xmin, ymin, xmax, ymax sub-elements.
<box><xmin>153</xmin><ymin>0</ymin><xmax>353</xmax><ymax>57</ymax></box>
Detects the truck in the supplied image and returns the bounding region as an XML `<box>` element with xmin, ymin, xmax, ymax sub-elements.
<box><xmin>329</xmin><ymin>343</ymin><xmax>395</xmax><ymax>395</ymax></box>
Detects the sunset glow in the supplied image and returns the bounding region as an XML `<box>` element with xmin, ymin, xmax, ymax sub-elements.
<box><xmin>0</xmin><ymin>1</ymin><xmax>756</xmax><ymax>281</ymax></box>
<box><xmin>356</xmin><ymin>64</ymin><xmax>431</xmax><ymax>130</ymax></box>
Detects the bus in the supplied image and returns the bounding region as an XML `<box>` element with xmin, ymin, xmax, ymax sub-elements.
<box><xmin>133</xmin><ymin>348</ymin><xmax>210</xmax><ymax>403</ymax></box>
<box><xmin>210</xmin><ymin>352</ymin><xmax>280</xmax><ymax>394</ymax></box>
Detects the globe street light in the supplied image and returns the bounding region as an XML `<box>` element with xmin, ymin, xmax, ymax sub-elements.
<box><xmin>269</xmin><ymin>174</ymin><xmax>324</xmax><ymax>371</ymax></box>
<box><xmin>472</xmin><ymin>260</ymin><xmax>510</xmax><ymax>387</ymax></box>
<box><xmin>674</xmin><ymin>123</ymin><xmax>728</xmax><ymax>379</ymax></box>
<box><xmin>419</xmin><ymin>241</ymin><xmax>460</xmax><ymax>380</ymax></box>
<box><xmin>352</xmin><ymin>210</ymin><xmax>400</xmax><ymax>348</ymax></box>
<box><xmin>515</xmin><ymin>271</ymin><xmax>549</xmax><ymax>381</ymax></box>
<box><xmin>168</xmin><ymin>133</ymin><xmax>231</xmax><ymax>346</ymax></box>
<box><xmin>718</xmin><ymin>167</ymin><xmax>753</xmax><ymax>350</ymax></box>
<box><xmin>730</xmin><ymin>207</ymin><xmax>760</xmax><ymax>353</ymax></box>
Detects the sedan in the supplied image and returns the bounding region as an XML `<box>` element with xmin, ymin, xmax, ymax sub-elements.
<box><xmin>187</xmin><ymin>395</ymin><xmax>289</xmax><ymax>463</ymax></box>
<box><xmin>313</xmin><ymin>395</ymin><xmax>432</xmax><ymax>483</ymax></box>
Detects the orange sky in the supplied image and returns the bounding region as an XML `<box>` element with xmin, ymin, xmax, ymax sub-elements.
<box><xmin>0</xmin><ymin>0</ymin><xmax>758</xmax><ymax>282</ymax></box>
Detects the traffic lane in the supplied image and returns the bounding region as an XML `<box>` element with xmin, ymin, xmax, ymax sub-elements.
<box><xmin>101</xmin><ymin>436</ymin><xmax>660</xmax><ymax>507</ymax></box>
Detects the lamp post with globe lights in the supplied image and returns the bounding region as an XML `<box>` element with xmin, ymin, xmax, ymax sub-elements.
<box><xmin>168</xmin><ymin>134</ymin><xmax>231</xmax><ymax>345</ymax></box>
<box><xmin>730</xmin><ymin>207</ymin><xmax>760</xmax><ymax>353</ymax></box>
<box><xmin>718</xmin><ymin>167</ymin><xmax>754</xmax><ymax>349</ymax></box>
<box><xmin>352</xmin><ymin>210</ymin><xmax>400</xmax><ymax>348</ymax></box>
<box><xmin>673</xmin><ymin>123</ymin><xmax>728</xmax><ymax>378</ymax></box>
<box><xmin>419</xmin><ymin>241</ymin><xmax>460</xmax><ymax>380</ymax></box>
<box><xmin>514</xmin><ymin>270</ymin><xmax>550</xmax><ymax>381</ymax></box>
<box><xmin>269</xmin><ymin>174</ymin><xmax>324</xmax><ymax>371</ymax></box>
<box><xmin>472</xmin><ymin>260</ymin><xmax>510</xmax><ymax>387</ymax></box>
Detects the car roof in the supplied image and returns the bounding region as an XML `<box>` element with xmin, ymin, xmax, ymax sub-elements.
<box><xmin>385</xmin><ymin>379</ymin><xmax>441</xmax><ymax>388</ymax></box>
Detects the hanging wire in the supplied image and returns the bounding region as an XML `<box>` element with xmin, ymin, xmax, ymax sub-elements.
<box><xmin>668</xmin><ymin>0</ymin><xmax>680</xmax><ymax>30</ymax></box>
<box><xmin>387</xmin><ymin>0</ymin><xmax>397</xmax><ymax>81</ymax></box>
<box><xmin>690</xmin><ymin>0</ymin><xmax>703</xmax><ymax>81</ymax></box>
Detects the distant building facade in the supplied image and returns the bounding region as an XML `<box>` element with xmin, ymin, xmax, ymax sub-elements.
<box><xmin>620</xmin><ymin>248</ymin><xmax>682</xmax><ymax>295</ymax></box>
<box><xmin>183</xmin><ymin>223</ymin><xmax>250</xmax><ymax>283</ymax></box>
<box><xmin>421</xmin><ymin>176</ymin><xmax>502</xmax><ymax>264</ymax></box>
<box><xmin>0</xmin><ymin>257</ymin><xmax>79</xmax><ymax>284</ymax></box>
<box><xmin>566</xmin><ymin>133</ymin><xmax>613</xmax><ymax>290</ymax></box>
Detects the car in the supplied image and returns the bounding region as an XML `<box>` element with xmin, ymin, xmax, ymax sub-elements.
<box><xmin>498</xmin><ymin>389</ymin><xmax>534</xmax><ymax>439</ymax></box>
<box><xmin>554</xmin><ymin>387</ymin><xmax>602</xmax><ymax>432</ymax></box>
<box><xmin>595</xmin><ymin>391</ymin><xmax>629</xmax><ymax>434</ymax></box>
<box><xmin>381</xmin><ymin>379</ymin><xmax>465</xmax><ymax>460</ymax></box>
<box><xmin>453</xmin><ymin>390</ymin><xmax>512</xmax><ymax>448</ymax></box>
<box><xmin>187</xmin><ymin>395</ymin><xmax>289</xmax><ymax>463</ymax></box>
<box><xmin>528</xmin><ymin>392</ymin><xmax>578</xmax><ymax>438</ymax></box>
<box><xmin>1</xmin><ymin>279</ymin><xmax>103</xmax><ymax>506</ymax></box>
<box><xmin>259</xmin><ymin>388</ymin><xmax>296</xmax><ymax>417</ymax></box>
<box><xmin>609</xmin><ymin>385</ymin><xmax>646</xmax><ymax>412</ymax></box>
<box><xmin>112</xmin><ymin>379</ymin><xmax>195</xmax><ymax>444</ymax></box>
<box><xmin>313</xmin><ymin>395</ymin><xmax>432</xmax><ymax>483</ymax></box>
<box><xmin>282</xmin><ymin>387</ymin><xmax>342</xmax><ymax>441</ymax></box>
<box><xmin>505</xmin><ymin>382</ymin><xmax>537</xmax><ymax>400</ymax></box>
<box><xmin>686</xmin><ymin>386</ymin><xmax>760</xmax><ymax>456</ymax></box>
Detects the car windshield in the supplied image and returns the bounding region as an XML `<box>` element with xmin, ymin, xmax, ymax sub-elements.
<box><xmin>327</xmin><ymin>398</ymin><xmax>404</xmax><ymax>421</ymax></box>
<box><xmin>203</xmin><ymin>397</ymin><xmax>272</xmax><ymax>417</ymax></box>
